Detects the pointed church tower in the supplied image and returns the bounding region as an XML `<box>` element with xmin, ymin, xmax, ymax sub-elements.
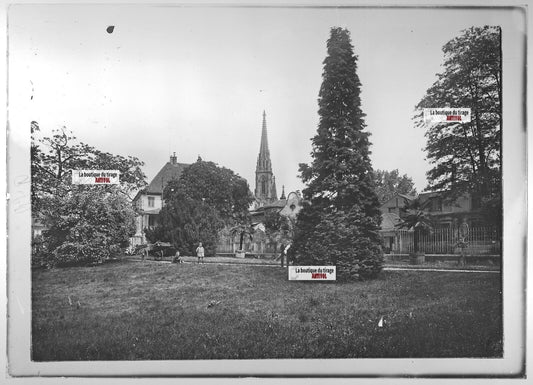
<box><xmin>255</xmin><ymin>111</ymin><xmax>277</xmax><ymax>205</ymax></box>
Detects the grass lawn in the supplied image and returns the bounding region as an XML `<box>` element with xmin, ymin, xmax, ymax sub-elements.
<box><xmin>32</xmin><ymin>260</ymin><xmax>502</xmax><ymax>360</ymax></box>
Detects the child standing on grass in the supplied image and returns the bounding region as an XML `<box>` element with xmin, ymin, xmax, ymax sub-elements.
<box><xmin>196</xmin><ymin>242</ymin><xmax>205</xmax><ymax>264</ymax></box>
<box><xmin>173</xmin><ymin>250</ymin><xmax>182</xmax><ymax>264</ymax></box>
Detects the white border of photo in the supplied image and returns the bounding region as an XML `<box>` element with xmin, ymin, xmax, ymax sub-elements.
<box><xmin>2</xmin><ymin>0</ymin><xmax>527</xmax><ymax>380</ymax></box>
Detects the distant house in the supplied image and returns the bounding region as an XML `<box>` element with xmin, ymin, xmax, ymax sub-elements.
<box><xmin>379</xmin><ymin>211</ymin><xmax>404</xmax><ymax>253</ymax></box>
<box><xmin>379</xmin><ymin>191</ymin><xmax>482</xmax><ymax>228</ymax></box>
<box><xmin>379</xmin><ymin>190</ymin><xmax>491</xmax><ymax>254</ymax></box>
<box><xmin>130</xmin><ymin>153</ymin><xmax>189</xmax><ymax>246</ymax></box>
<box><xmin>416</xmin><ymin>191</ymin><xmax>482</xmax><ymax>227</ymax></box>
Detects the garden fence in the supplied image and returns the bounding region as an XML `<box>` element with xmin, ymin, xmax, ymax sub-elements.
<box><xmin>388</xmin><ymin>226</ymin><xmax>501</xmax><ymax>255</ymax></box>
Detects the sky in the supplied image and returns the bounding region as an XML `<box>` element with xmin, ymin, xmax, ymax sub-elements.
<box><xmin>8</xmin><ymin>5</ymin><xmax>520</xmax><ymax>195</ymax></box>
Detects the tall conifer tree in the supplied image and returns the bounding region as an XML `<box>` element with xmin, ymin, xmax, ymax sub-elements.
<box><xmin>289</xmin><ymin>27</ymin><xmax>383</xmax><ymax>280</ymax></box>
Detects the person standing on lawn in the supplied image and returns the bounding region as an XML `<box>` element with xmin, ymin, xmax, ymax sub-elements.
<box><xmin>279</xmin><ymin>243</ymin><xmax>286</xmax><ymax>267</ymax></box>
<box><xmin>284</xmin><ymin>244</ymin><xmax>291</xmax><ymax>266</ymax></box>
<box><xmin>196</xmin><ymin>242</ymin><xmax>205</xmax><ymax>264</ymax></box>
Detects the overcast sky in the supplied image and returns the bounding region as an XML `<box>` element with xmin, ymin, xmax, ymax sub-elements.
<box><xmin>8</xmin><ymin>5</ymin><xmax>519</xmax><ymax>195</ymax></box>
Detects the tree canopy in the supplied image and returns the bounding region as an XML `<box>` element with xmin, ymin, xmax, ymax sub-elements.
<box><xmin>263</xmin><ymin>210</ymin><xmax>292</xmax><ymax>247</ymax></box>
<box><xmin>31</xmin><ymin>123</ymin><xmax>147</xmax><ymax>267</ymax></box>
<box><xmin>289</xmin><ymin>27</ymin><xmax>383</xmax><ymax>280</ymax></box>
<box><xmin>31</xmin><ymin>124</ymin><xmax>147</xmax><ymax>214</ymax></box>
<box><xmin>150</xmin><ymin>159</ymin><xmax>255</xmax><ymax>255</ymax></box>
<box><xmin>415</xmin><ymin>26</ymin><xmax>501</xmax><ymax>226</ymax></box>
<box><xmin>163</xmin><ymin>159</ymin><xmax>254</xmax><ymax>222</ymax></box>
<box><xmin>373</xmin><ymin>169</ymin><xmax>417</xmax><ymax>203</ymax></box>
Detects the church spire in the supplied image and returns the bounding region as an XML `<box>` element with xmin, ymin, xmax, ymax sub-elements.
<box><xmin>280</xmin><ymin>185</ymin><xmax>286</xmax><ymax>200</ymax></box>
<box><xmin>271</xmin><ymin>176</ymin><xmax>278</xmax><ymax>201</ymax></box>
<box><xmin>257</xmin><ymin>110</ymin><xmax>271</xmax><ymax>171</ymax></box>
<box><xmin>255</xmin><ymin>110</ymin><xmax>277</xmax><ymax>205</ymax></box>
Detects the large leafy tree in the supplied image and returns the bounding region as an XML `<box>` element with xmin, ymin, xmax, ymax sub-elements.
<box><xmin>31</xmin><ymin>123</ymin><xmax>147</xmax><ymax>266</ymax></box>
<box><xmin>165</xmin><ymin>159</ymin><xmax>254</xmax><ymax>222</ymax></box>
<box><xmin>415</xmin><ymin>26</ymin><xmax>501</xmax><ymax>227</ymax></box>
<box><xmin>152</xmin><ymin>159</ymin><xmax>254</xmax><ymax>255</ymax></box>
<box><xmin>289</xmin><ymin>27</ymin><xmax>383</xmax><ymax>280</ymax></box>
<box><xmin>262</xmin><ymin>210</ymin><xmax>292</xmax><ymax>249</ymax></box>
<box><xmin>149</xmin><ymin>195</ymin><xmax>224</xmax><ymax>257</ymax></box>
<box><xmin>373</xmin><ymin>169</ymin><xmax>417</xmax><ymax>203</ymax></box>
<box><xmin>32</xmin><ymin>124</ymin><xmax>147</xmax><ymax>213</ymax></box>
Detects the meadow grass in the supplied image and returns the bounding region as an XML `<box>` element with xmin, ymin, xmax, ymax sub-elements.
<box><xmin>32</xmin><ymin>260</ymin><xmax>502</xmax><ymax>360</ymax></box>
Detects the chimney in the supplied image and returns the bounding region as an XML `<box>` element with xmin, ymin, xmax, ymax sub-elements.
<box><xmin>170</xmin><ymin>152</ymin><xmax>177</xmax><ymax>165</ymax></box>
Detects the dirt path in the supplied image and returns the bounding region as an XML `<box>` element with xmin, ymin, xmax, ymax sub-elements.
<box><xmin>137</xmin><ymin>257</ymin><xmax>500</xmax><ymax>273</ymax></box>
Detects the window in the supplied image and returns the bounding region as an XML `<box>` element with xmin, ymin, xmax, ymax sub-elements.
<box><xmin>148</xmin><ymin>196</ymin><xmax>155</xmax><ymax>208</ymax></box>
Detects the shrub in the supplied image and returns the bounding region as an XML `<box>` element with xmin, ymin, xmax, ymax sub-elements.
<box><xmin>40</xmin><ymin>187</ymin><xmax>135</xmax><ymax>267</ymax></box>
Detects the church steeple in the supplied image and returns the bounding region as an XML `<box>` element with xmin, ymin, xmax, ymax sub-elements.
<box><xmin>280</xmin><ymin>185</ymin><xmax>286</xmax><ymax>200</ymax></box>
<box><xmin>257</xmin><ymin>110</ymin><xmax>271</xmax><ymax>172</ymax></box>
<box><xmin>255</xmin><ymin>111</ymin><xmax>277</xmax><ymax>205</ymax></box>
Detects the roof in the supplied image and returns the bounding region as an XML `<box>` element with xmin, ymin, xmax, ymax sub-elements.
<box><xmin>418</xmin><ymin>191</ymin><xmax>443</xmax><ymax>199</ymax></box>
<box><xmin>264</xmin><ymin>198</ymin><xmax>287</xmax><ymax>209</ymax></box>
<box><xmin>380</xmin><ymin>193</ymin><xmax>416</xmax><ymax>208</ymax></box>
<box><xmin>146</xmin><ymin>162</ymin><xmax>189</xmax><ymax>194</ymax></box>
<box><xmin>398</xmin><ymin>193</ymin><xmax>416</xmax><ymax>201</ymax></box>
<box><xmin>250</xmin><ymin>198</ymin><xmax>287</xmax><ymax>215</ymax></box>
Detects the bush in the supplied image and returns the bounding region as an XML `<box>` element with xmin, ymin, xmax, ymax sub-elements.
<box><xmin>39</xmin><ymin>187</ymin><xmax>136</xmax><ymax>267</ymax></box>
<box><xmin>53</xmin><ymin>242</ymin><xmax>110</xmax><ymax>266</ymax></box>
<box><xmin>31</xmin><ymin>235</ymin><xmax>50</xmax><ymax>269</ymax></box>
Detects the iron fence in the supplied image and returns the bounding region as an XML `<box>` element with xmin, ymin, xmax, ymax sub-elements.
<box><xmin>385</xmin><ymin>226</ymin><xmax>501</xmax><ymax>255</ymax></box>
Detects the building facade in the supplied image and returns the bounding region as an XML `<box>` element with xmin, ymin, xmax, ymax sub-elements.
<box><xmin>378</xmin><ymin>191</ymin><xmax>495</xmax><ymax>255</ymax></box>
<box><xmin>130</xmin><ymin>153</ymin><xmax>189</xmax><ymax>246</ymax></box>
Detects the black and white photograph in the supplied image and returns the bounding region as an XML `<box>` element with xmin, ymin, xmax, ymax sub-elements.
<box><xmin>4</xmin><ymin>1</ymin><xmax>527</xmax><ymax>380</ymax></box>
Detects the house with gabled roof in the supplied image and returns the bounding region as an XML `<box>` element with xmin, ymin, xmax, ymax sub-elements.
<box><xmin>130</xmin><ymin>152</ymin><xmax>189</xmax><ymax>246</ymax></box>
<box><xmin>378</xmin><ymin>190</ymin><xmax>492</xmax><ymax>254</ymax></box>
<box><xmin>416</xmin><ymin>191</ymin><xmax>482</xmax><ymax>227</ymax></box>
<box><xmin>379</xmin><ymin>193</ymin><xmax>416</xmax><ymax>216</ymax></box>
